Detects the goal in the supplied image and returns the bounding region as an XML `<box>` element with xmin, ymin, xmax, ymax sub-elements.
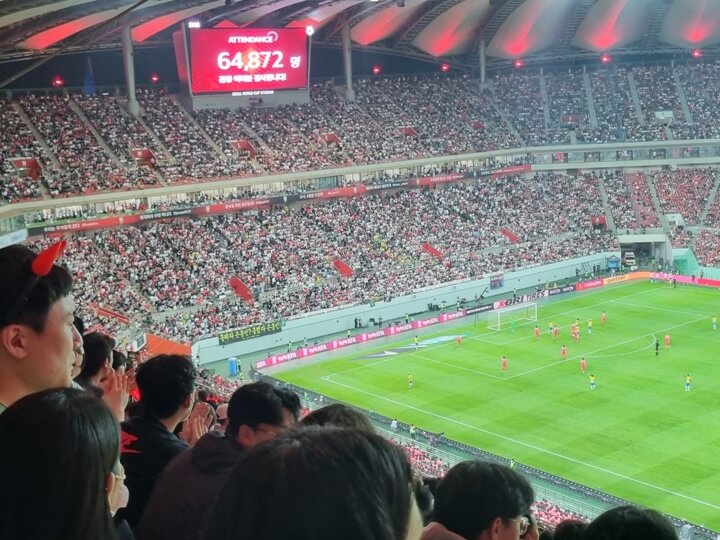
<box><xmin>488</xmin><ymin>302</ymin><xmax>538</xmax><ymax>331</ymax></box>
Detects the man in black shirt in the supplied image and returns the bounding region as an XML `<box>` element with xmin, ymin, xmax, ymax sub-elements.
<box><xmin>137</xmin><ymin>382</ymin><xmax>301</xmax><ymax>540</ymax></box>
<box><xmin>118</xmin><ymin>354</ymin><xmax>210</xmax><ymax>529</ymax></box>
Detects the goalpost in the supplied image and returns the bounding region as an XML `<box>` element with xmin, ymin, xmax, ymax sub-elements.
<box><xmin>488</xmin><ymin>302</ymin><xmax>538</xmax><ymax>331</ymax></box>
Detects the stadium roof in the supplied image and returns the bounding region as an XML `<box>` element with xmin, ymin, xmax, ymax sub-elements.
<box><xmin>2</xmin><ymin>0</ymin><xmax>720</xmax><ymax>67</ymax></box>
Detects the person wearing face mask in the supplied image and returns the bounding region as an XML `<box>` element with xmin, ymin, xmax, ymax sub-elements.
<box><xmin>0</xmin><ymin>387</ymin><xmax>126</xmax><ymax>540</ymax></box>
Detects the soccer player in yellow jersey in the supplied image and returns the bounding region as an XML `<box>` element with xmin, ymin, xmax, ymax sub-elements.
<box><xmin>589</xmin><ymin>374</ymin><xmax>596</xmax><ymax>391</ymax></box>
<box><xmin>712</xmin><ymin>316</ymin><xmax>717</xmax><ymax>330</ymax></box>
<box><xmin>587</xmin><ymin>319</ymin><xmax>593</xmax><ymax>334</ymax></box>
<box><xmin>685</xmin><ymin>374</ymin><xmax>692</xmax><ymax>392</ymax></box>
<box><xmin>408</xmin><ymin>373</ymin><xmax>414</xmax><ymax>389</ymax></box>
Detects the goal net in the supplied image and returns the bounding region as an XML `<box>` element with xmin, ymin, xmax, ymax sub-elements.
<box><xmin>488</xmin><ymin>302</ymin><xmax>538</xmax><ymax>331</ymax></box>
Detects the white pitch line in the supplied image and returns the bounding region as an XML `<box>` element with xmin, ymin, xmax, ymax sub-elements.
<box><xmin>407</xmin><ymin>351</ymin><xmax>505</xmax><ymax>379</ymax></box>
<box><xmin>326</xmin><ymin>355</ymin><xmax>408</xmax><ymax>377</ymax></box>
<box><xmin>609</xmin><ymin>300</ymin><xmax>708</xmax><ymax>318</ymax></box>
<box><xmin>505</xmin><ymin>315</ymin><xmax>706</xmax><ymax>379</ymax></box>
<box><xmin>324</xmin><ymin>376</ymin><xmax>720</xmax><ymax>511</ymax></box>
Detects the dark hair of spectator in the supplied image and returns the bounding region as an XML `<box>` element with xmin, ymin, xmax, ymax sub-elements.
<box><xmin>432</xmin><ymin>460</ymin><xmax>534</xmax><ymax>540</ymax></box>
<box><xmin>78</xmin><ymin>332</ymin><xmax>116</xmax><ymax>382</ymax></box>
<box><xmin>552</xmin><ymin>518</ymin><xmax>587</xmax><ymax>540</ymax></box>
<box><xmin>136</xmin><ymin>354</ymin><xmax>196</xmax><ymax>419</ymax></box>
<box><xmin>225</xmin><ymin>381</ymin><xmax>300</xmax><ymax>438</ymax></box>
<box><xmin>0</xmin><ymin>388</ymin><xmax>119</xmax><ymax>540</ymax></box>
<box><xmin>414</xmin><ymin>476</ymin><xmax>434</xmax><ymax>525</ymax></box>
<box><xmin>0</xmin><ymin>245</ymin><xmax>73</xmax><ymax>332</ymax></box>
<box><xmin>583</xmin><ymin>506</ymin><xmax>678</xmax><ymax>540</ymax></box>
<box><xmin>112</xmin><ymin>350</ymin><xmax>130</xmax><ymax>372</ymax></box>
<box><xmin>203</xmin><ymin>427</ymin><xmax>415</xmax><ymax>540</ymax></box>
<box><xmin>299</xmin><ymin>403</ymin><xmax>374</xmax><ymax>432</ymax></box>
<box><xmin>73</xmin><ymin>315</ymin><xmax>85</xmax><ymax>335</ymax></box>
<box><xmin>538</xmin><ymin>529</ymin><xmax>553</xmax><ymax>540</ymax></box>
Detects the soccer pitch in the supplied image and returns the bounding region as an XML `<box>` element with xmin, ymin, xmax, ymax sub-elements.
<box><xmin>273</xmin><ymin>281</ymin><xmax>720</xmax><ymax>529</ymax></box>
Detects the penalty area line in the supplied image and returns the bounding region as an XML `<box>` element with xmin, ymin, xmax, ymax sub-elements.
<box><xmin>323</xmin><ymin>376</ymin><xmax>720</xmax><ymax>511</ymax></box>
<box><xmin>505</xmin><ymin>315</ymin><xmax>706</xmax><ymax>380</ymax></box>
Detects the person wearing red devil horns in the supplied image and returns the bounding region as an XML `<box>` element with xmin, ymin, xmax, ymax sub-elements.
<box><xmin>0</xmin><ymin>241</ymin><xmax>83</xmax><ymax>414</ymax></box>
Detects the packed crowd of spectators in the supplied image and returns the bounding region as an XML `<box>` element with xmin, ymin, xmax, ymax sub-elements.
<box><xmin>7</xmin><ymin>64</ymin><xmax>720</xmax><ymax>203</ymax></box>
<box><xmin>693</xmin><ymin>229</ymin><xmax>720</xmax><ymax>267</ymax></box>
<box><xmin>28</xmin><ymin>173</ymin><xmax>615</xmax><ymax>343</ymax></box>
<box><xmin>398</xmin><ymin>441</ymin><xmax>450</xmax><ymax>478</ymax></box>
<box><xmin>704</xmin><ymin>178</ymin><xmax>720</xmax><ymax>228</ymax></box>
<box><xmin>598</xmin><ymin>170</ymin><xmax>640</xmax><ymax>230</ymax></box>
<box><xmin>624</xmin><ymin>172</ymin><xmax>662</xmax><ymax>228</ymax></box>
<box><xmin>237</xmin><ymin>104</ymin><xmax>343</xmax><ymax>172</ymax></box>
<box><xmin>675</xmin><ymin>61</ymin><xmax>720</xmax><ymax>140</ymax></box>
<box><xmin>650</xmin><ymin>168</ymin><xmax>716</xmax><ymax>225</ymax></box>
<box><xmin>632</xmin><ymin>65</ymin><xmax>685</xmax><ymax>127</ymax></box>
<box><xmin>73</xmin><ymin>94</ymin><xmax>165</xmax><ymax>175</ymax></box>
<box><xmin>136</xmin><ymin>88</ymin><xmax>253</xmax><ymax>182</ymax></box>
<box><xmin>581</xmin><ymin>67</ymin><xmax>650</xmax><ymax>143</ymax></box>
<box><xmin>492</xmin><ymin>73</ymin><xmax>549</xmax><ymax>147</ymax></box>
<box><xmin>544</xmin><ymin>70</ymin><xmax>589</xmax><ymax>145</ymax></box>
<box><xmin>17</xmin><ymin>94</ymin><xmax>153</xmax><ymax>195</ymax></box>
<box><xmin>0</xmin><ymin>100</ymin><xmax>47</xmax><ymax>201</ymax></box>
<box><xmin>532</xmin><ymin>499</ymin><xmax>591</xmax><ymax>530</ymax></box>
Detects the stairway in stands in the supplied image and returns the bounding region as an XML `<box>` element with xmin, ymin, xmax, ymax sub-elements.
<box><xmin>672</xmin><ymin>68</ymin><xmax>694</xmax><ymax>124</ymax></box>
<box><xmin>539</xmin><ymin>74</ymin><xmax>551</xmax><ymax>129</ymax></box>
<box><xmin>487</xmin><ymin>86</ymin><xmax>526</xmax><ymax>146</ymax></box>
<box><xmin>170</xmin><ymin>95</ymin><xmax>227</xmax><ymax>160</ymax></box>
<box><xmin>68</xmin><ymin>99</ymin><xmax>124</xmax><ymax>167</ymax></box>
<box><xmin>582</xmin><ymin>72</ymin><xmax>599</xmax><ymax>128</ymax></box>
<box><xmin>627</xmin><ymin>71</ymin><xmax>647</xmax><ymax>126</ymax></box>
<box><xmin>596</xmin><ymin>175</ymin><xmax>617</xmax><ymax>232</ymax></box>
<box><xmin>644</xmin><ymin>172</ymin><xmax>671</xmax><ymax>232</ymax></box>
<box><xmin>699</xmin><ymin>172</ymin><xmax>720</xmax><ymax>226</ymax></box>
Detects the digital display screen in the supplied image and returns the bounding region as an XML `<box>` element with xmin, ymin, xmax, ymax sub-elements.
<box><xmin>189</xmin><ymin>28</ymin><xmax>308</xmax><ymax>94</ymax></box>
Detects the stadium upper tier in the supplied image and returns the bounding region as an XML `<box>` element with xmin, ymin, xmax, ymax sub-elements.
<box><xmin>4</xmin><ymin>64</ymin><xmax>720</xmax><ymax>203</ymax></box>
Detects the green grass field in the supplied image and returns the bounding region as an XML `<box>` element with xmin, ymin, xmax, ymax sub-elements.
<box><xmin>274</xmin><ymin>281</ymin><xmax>720</xmax><ymax>529</ymax></box>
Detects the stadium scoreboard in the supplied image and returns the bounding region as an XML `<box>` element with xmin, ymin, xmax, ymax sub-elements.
<box><xmin>217</xmin><ymin>320</ymin><xmax>283</xmax><ymax>345</ymax></box>
<box><xmin>188</xmin><ymin>28</ymin><xmax>309</xmax><ymax>95</ymax></box>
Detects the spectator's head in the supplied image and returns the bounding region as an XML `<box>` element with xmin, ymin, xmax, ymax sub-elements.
<box><xmin>214</xmin><ymin>403</ymin><xmax>229</xmax><ymax>433</ymax></box>
<box><xmin>0</xmin><ymin>244</ymin><xmax>81</xmax><ymax>408</ymax></box>
<box><xmin>205</xmin><ymin>427</ymin><xmax>422</xmax><ymax>540</ymax></box>
<box><xmin>552</xmin><ymin>519</ymin><xmax>586</xmax><ymax>540</ymax></box>
<box><xmin>300</xmin><ymin>403</ymin><xmax>374</xmax><ymax>432</ymax></box>
<box><xmin>112</xmin><ymin>350</ymin><xmax>130</xmax><ymax>373</ymax></box>
<box><xmin>431</xmin><ymin>461</ymin><xmax>534</xmax><ymax>540</ymax></box>
<box><xmin>77</xmin><ymin>332</ymin><xmax>115</xmax><ymax>387</ymax></box>
<box><xmin>226</xmin><ymin>381</ymin><xmax>301</xmax><ymax>447</ymax></box>
<box><xmin>0</xmin><ymin>387</ymin><xmax>121</xmax><ymax>540</ymax></box>
<box><xmin>136</xmin><ymin>354</ymin><xmax>196</xmax><ymax>421</ymax></box>
<box><xmin>583</xmin><ymin>506</ymin><xmax>678</xmax><ymax>540</ymax></box>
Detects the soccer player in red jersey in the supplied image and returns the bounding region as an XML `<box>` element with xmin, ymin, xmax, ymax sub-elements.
<box><xmin>456</xmin><ymin>335</ymin><xmax>462</xmax><ymax>346</ymax></box>
<box><xmin>664</xmin><ymin>334</ymin><xmax>671</xmax><ymax>348</ymax></box>
<box><xmin>560</xmin><ymin>345</ymin><xmax>567</xmax><ymax>359</ymax></box>
<box><xmin>501</xmin><ymin>356</ymin><xmax>508</xmax><ymax>372</ymax></box>
<box><xmin>580</xmin><ymin>357</ymin><xmax>587</xmax><ymax>373</ymax></box>
<box><xmin>553</xmin><ymin>326</ymin><xmax>559</xmax><ymax>340</ymax></box>
<box><xmin>533</xmin><ymin>325</ymin><xmax>540</xmax><ymax>340</ymax></box>
<box><xmin>601</xmin><ymin>310</ymin><xmax>607</xmax><ymax>324</ymax></box>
